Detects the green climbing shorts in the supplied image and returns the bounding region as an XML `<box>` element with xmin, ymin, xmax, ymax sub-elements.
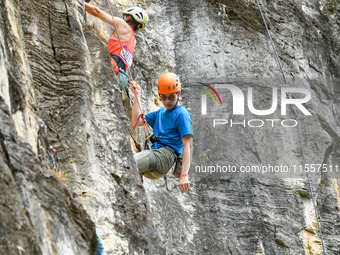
<box><xmin>134</xmin><ymin>147</ymin><xmax>176</xmax><ymax>180</ymax></box>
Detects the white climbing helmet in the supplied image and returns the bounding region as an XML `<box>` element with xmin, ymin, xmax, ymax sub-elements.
<box><xmin>122</xmin><ymin>7</ymin><xmax>149</xmax><ymax>30</ymax></box>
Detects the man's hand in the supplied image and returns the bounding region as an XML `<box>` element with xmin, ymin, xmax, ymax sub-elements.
<box><xmin>179</xmin><ymin>175</ymin><xmax>189</xmax><ymax>194</ymax></box>
<box><xmin>130</xmin><ymin>80</ymin><xmax>141</xmax><ymax>96</ymax></box>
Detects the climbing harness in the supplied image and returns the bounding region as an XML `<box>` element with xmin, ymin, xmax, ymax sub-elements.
<box><xmin>110</xmin><ymin>45</ymin><xmax>133</xmax><ymax>89</ymax></box>
<box><xmin>256</xmin><ymin>1</ymin><xmax>327</xmax><ymax>254</ymax></box>
<box><xmin>38</xmin><ymin>118</ymin><xmax>59</xmax><ymax>173</ymax></box>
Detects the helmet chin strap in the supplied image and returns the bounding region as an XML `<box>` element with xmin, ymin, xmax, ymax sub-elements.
<box><xmin>171</xmin><ymin>95</ymin><xmax>180</xmax><ymax>111</ymax></box>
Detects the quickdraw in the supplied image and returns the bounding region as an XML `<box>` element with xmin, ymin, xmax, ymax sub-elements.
<box><xmin>38</xmin><ymin>118</ymin><xmax>59</xmax><ymax>173</ymax></box>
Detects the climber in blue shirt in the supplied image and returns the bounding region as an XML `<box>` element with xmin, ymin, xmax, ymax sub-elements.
<box><xmin>130</xmin><ymin>72</ymin><xmax>193</xmax><ymax>194</ymax></box>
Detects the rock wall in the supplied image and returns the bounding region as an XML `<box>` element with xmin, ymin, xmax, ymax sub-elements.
<box><xmin>0</xmin><ymin>0</ymin><xmax>339</xmax><ymax>254</ymax></box>
<box><xmin>0</xmin><ymin>0</ymin><xmax>96</xmax><ymax>254</ymax></box>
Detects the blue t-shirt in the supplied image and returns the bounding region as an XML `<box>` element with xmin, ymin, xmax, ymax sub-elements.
<box><xmin>145</xmin><ymin>105</ymin><xmax>193</xmax><ymax>155</ymax></box>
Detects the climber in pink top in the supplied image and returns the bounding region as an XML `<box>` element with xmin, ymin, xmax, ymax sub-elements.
<box><xmin>85</xmin><ymin>3</ymin><xmax>148</xmax><ymax>74</ymax></box>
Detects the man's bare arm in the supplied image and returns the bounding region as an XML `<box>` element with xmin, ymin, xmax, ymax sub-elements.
<box><xmin>179</xmin><ymin>135</ymin><xmax>193</xmax><ymax>194</ymax></box>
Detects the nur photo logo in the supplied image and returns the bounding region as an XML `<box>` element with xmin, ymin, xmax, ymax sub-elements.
<box><xmin>198</xmin><ymin>82</ymin><xmax>223</xmax><ymax>108</ymax></box>
<box><xmin>196</xmin><ymin>83</ymin><xmax>312</xmax><ymax>128</ymax></box>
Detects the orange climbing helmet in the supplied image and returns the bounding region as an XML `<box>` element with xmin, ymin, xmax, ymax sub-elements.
<box><xmin>158</xmin><ymin>72</ymin><xmax>181</xmax><ymax>94</ymax></box>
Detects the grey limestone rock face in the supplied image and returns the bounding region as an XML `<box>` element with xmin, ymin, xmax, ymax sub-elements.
<box><xmin>0</xmin><ymin>0</ymin><xmax>340</xmax><ymax>254</ymax></box>
<box><xmin>0</xmin><ymin>0</ymin><xmax>96</xmax><ymax>254</ymax></box>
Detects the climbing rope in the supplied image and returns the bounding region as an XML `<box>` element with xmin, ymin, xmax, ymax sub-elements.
<box><xmin>255</xmin><ymin>1</ymin><xmax>327</xmax><ymax>254</ymax></box>
<box><xmin>105</xmin><ymin>0</ymin><xmax>150</xmax><ymax>135</ymax></box>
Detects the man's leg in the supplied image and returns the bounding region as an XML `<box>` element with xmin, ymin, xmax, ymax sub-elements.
<box><xmin>153</xmin><ymin>147</ymin><xmax>176</xmax><ymax>175</ymax></box>
<box><xmin>134</xmin><ymin>150</ymin><xmax>150</xmax><ymax>174</ymax></box>
<box><xmin>134</xmin><ymin>147</ymin><xmax>176</xmax><ymax>179</ymax></box>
